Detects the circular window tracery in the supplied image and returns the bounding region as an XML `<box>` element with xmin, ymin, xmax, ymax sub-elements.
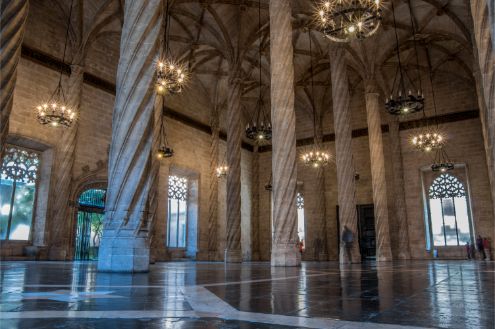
<box><xmin>428</xmin><ymin>174</ymin><xmax>466</xmax><ymax>200</ymax></box>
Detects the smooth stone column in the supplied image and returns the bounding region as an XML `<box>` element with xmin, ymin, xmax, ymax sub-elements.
<box><xmin>48</xmin><ymin>64</ymin><xmax>84</xmax><ymax>260</ymax></box>
<box><xmin>0</xmin><ymin>0</ymin><xmax>28</xmax><ymax>156</ymax></box>
<box><xmin>330</xmin><ymin>47</ymin><xmax>361</xmax><ymax>264</ymax></box>
<box><xmin>97</xmin><ymin>0</ymin><xmax>161</xmax><ymax>273</ymax></box>
<box><xmin>364</xmin><ymin>79</ymin><xmax>392</xmax><ymax>262</ymax></box>
<box><xmin>269</xmin><ymin>0</ymin><xmax>301</xmax><ymax>267</ymax></box>
<box><xmin>388</xmin><ymin>117</ymin><xmax>411</xmax><ymax>259</ymax></box>
<box><xmin>208</xmin><ymin>105</ymin><xmax>220</xmax><ymax>261</ymax></box>
<box><xmin>225</xmin><ymin>72</ymin><xmax>242</xmax><ymax>263</ymax></box>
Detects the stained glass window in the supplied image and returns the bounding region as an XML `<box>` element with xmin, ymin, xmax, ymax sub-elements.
<box><xmin>428</xmin><ymin>174</ymin><xmax>471</xmax><ymax>246</ymax></box>
<box><xmin>167</xmin><ymin>175</ymin><xmax>188</xmax><ymax>248</ymax></box>
<box><xmin>0</xmin><ymin>145</ymin><xmax>40</xmax><ymax>240</ymax></box>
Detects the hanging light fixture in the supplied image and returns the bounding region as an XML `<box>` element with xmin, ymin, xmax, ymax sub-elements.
<box><xmin>411</xmin><ymin>45</ymin><xmax>445</xmax><ymax>153</ymax></box>
<box><xmin>35</xmin><ymin>0</ymin><xmax>77</xmax><ymax>128</ymax></box>
<box><xmin>156</xmin><ymin>0</ymin><xmax>188</xmax><ymax>95</ymax></box>
<box><xmin>385</xmin><ymin>0</ymin><xmax>424</xmax><ymax>115</ymax></box>
<box><xmin>216</xmin><ymin>153</ymin><xmax>228</xmax><ymax>178</ymax></box>
<box><xmin>431</xmin><ymin>147</ymin><xmax>454</xmax><ymax>172</ymax></box>
<box><xmin>157</xmin><ymin>103</ymin><xmax>174</xmax><ymax>159</ymax></box>
<box><xmin>316</xmin><ymin>0</ymin><xmax>383</xmax><ymax>43</ymax></box>
<box><xmin>246</xmin><ymin>0</ymin><xmax>272</xmax><ymax>143</ymax></box>
<box><xmin>301</xmin><ymin>29</ymin><xmax>331</xmax><ymax>168</ymax></box>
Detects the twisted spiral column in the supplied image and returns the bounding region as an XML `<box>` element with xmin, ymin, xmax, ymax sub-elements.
<box><xmin>330</xmin><ymin>46</ymin><xmax>361</xmax><ymax>264</ymax></box>
<box><xmin>48</xmin><ymin>64</ymin><xmax>84</xmax><ymax>260</ymax></box>
<box><xmin>97</xmin><ymin>0</ymin><xmax>161</xmax><ymax>272</ymax></box>
<box><xmin>0</xmin><ymin>0</ymin><xmax>28</xmax><ymax>156</ymax></box>
<box><xmin>269</xmin><ymin>0</ymin><xmax>300</xmax><ymax>267</ymax></box>
<box><xmin>251</xmin><ymin>146</ymin><xmax>260</xmax><ymax>260</ymax></box>
<box><xmin>225</xmin><ymin>73</ymin><xmax>242</xmax><ymax>263</ymax></box>
<box><xmin>208</xmin><ymin>106</ymin><xmax>220</xmax><ymax>260</ymax></box>
<box><xmin>388</xmin><ymin>117</ymin><xmax>411</xmax><ymax>259</ymax></box>
<box><xmin>471</xmin><ymin>0</ymin><xmax>495</xmax><ymax>219</ymax></box>
<box><xmin>364</xmin><ymin>79</ymin><xmax>392</xmax><ymax>262</ymax></box>
<box><xmin>314</xmin><ymin>120</ymin><xmax>328</xmax><ymax>261</ymax></box>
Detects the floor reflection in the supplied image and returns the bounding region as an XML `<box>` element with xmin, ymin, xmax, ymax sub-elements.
<box><xmin>0</xmin><ymin>260</ymin><xmax>493</xmax><ymax>328</ymax></box>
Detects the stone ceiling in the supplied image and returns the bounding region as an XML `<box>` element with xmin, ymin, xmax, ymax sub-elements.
<box><xmin>27</xmin><ymin>0</ymin><xmax>476</xmax><ymax>142</ymax></box>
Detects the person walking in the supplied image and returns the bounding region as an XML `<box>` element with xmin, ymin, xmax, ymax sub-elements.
<box><xmin>465</xmin><ymin>242</ymin><xmax>471</xmax><ymax>260</ymax></box>
<box><xmin>341</xmin><ymin>225</ymin><xmax>354</xmax><ymax>264</ymax></box>
<box><xmin>476</xmin><ymin>235</ymin><xmax>486</xmax><ymax>260</ymax></box>
<box><xmin>483</xmin><ymin>237</ymin><xmax>491</xmax><ymax>261</ymax></box>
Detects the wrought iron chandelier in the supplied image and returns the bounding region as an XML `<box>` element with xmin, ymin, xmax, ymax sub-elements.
<box><xmin>316</xmin><ymin>0</ymin><xmax>383</xmax><ymax>43</ymax></box>
<box><xmin>385</xmin><ymin>0</ymin><xmax>424</xmax><ymax>115</ymax></box>
<box><xmin>216</xmin><ymin>165</ymin><xmax>228</xmax><ymax>178</ymax></box>
<box><xmin>156</xmin><ymin>0</ymin><xmax>188</xmax><ymax>95</ymax></box>
<box><xmin>301</xmin><ymin>29</ymin><xmax>331</xmax><ymax>168</ymax></box>
<box><xmin>157</xmin><ymin>103</ymin><xmax>174</xmax><ymax>159</ymax></box>
<box><xmin>36</xmin><ymin>0</ymin><xmax>77</xmax><ymax>128</ymax></box>
<box><xmin>246</xmin><ymin>0</ymin><xmax>272</xmax><ymax>143</ymax></box>
<box><xmin>411</xmin><ymin>46</ymin><xmax>445</xmax><ymax>153</ymax></box>
<box><xmin>431</xmin><ymin>147</ymin><xmax>454</xmax><ymax>172</ymax></box>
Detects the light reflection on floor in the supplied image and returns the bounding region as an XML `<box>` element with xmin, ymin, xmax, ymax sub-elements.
<box><xmin>0</xmin><ymin>261</ymin><xmax>493</xmax><ymax>328</ymax></box>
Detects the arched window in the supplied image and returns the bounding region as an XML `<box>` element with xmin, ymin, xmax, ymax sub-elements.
<box><xmin>427</xmin><ymin>174</ymin><xmax>472</xmax><ymax>246</ymax></box>
<box><xmin>296</xmin><ymin>192</ymin><xmax>305</xmax><ymax>250</ymax></box>
<box><xmin>167</xmin><ymin>175</ymin><xmax>188</xmax><ymax>248</ymax></box>
<box><xmin>0</xmin><ymin>146</ymin><xmax>40</xmax><ymax>241</ymax></box>
<box><xmin>75</xmin><ymin>188</ymin><xmax>106</xmax><ymax>260</ymax></box>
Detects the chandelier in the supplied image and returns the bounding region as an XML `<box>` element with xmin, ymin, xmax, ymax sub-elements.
<box><xmin>385</xmin><ymin>0</ymin><xmax>424</xmax><ymax>115</ymax></box>
<box><xmin>36</xmin><ymin>0</ymin><xmax>77</xmax><ymax>128</ymax></box>
<box><xmin>316</xmin><ymin>0</ymin><xmax>383</xmax><ymax>43</ymax></box>
<box><xmin>431</xmin><ymin>148</ymin><xmax>454</xmax><ymax>172</ymax></box>
<box><xmin>157</xmin><ymin>103</ymin><xmax>174</xmax><ymax>159</ymax></box>
<box><xmin>156</xmin><ymin>0</ymin><xmax>188</xmax><ymax>95</ymax></box>
<box><xmin>246</xmin><ymin>0</ymin><xmax>272</xmax><ymax>144</ymax></box>
<box><xmin>216</xmin><ymin>165</ymin><xmax>228</xmax><ymax>178</ymax></box>
<box><xmin>301</xmin><ymin>29</ymin><xmax>331</xmax><ymax>168</ymax></box>
<box><xmin>411</xmin><ymin>131</ymin><xmax>443</xmax><ymax>153</ymax></box>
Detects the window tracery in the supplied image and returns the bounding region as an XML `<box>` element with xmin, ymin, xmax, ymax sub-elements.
<box><xmin>428</xmin><ymin>174</ymin><xmax>466</xmax><ymax>199</ymax></box>
<box><xmin>168</xmin><ymin>175</ymin><xmax>188</xmax><ymax>201</ymax></box>
<box><xmin>296</xmin><ymin>192</ymin><xmax>304</xmax><ymax>209</ymax></box>
<box><xmin>1</xmin><ymin>146</ymin><xmax>40</xmax><ymax>183</ymax></box>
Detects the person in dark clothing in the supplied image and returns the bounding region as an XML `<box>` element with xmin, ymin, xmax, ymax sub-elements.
<box><xmin>341</xmin><ymin>225</ymin><xmax>354</xmax><ymax>264</ymax></box>
<box><xmin>476</xmin><ymin>235</ymin><xmax>486</xmax><ymax>260</ymax></box>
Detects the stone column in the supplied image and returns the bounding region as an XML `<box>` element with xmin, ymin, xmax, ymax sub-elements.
<box><xmin>470</xmin><ymin>1</ymin><xmax>495</xmax><ymax>217</ymax></box>
<box><xmin>48</xmin><ymin>64</ymin><xmax>84</xmax><ymax>260</ymax></box>
<box><xmin>208</xmin><ymin>105</ymin><xmax>220</xmax><ymax>261</ymax></box>
<box><xmin>314</xmin><ymin>115</ymin><xmax>328</xmax><ymax>261</ymax></box>
<box><xmin>0</xmin><ymin>0</ymin><xmax>29</xmax><ymax>156</ymax></box>
<box><xmin>97</xmin><ymin>0</ymin><xmax>161</xmax><ymax>273</ymax></box>
<box><xmin>330</xmin><ymin>47</ymin><xmax>361</xmax><ymax>264</ymax></box>
<box><xmin>269</xmin><ymin>0</ymin><xmax>300</xmax><ymax>267</ymax></box>
<box><xmin>388</xmin><ymin>117</ymin><xmax>411</xmax><ymax>259</ymax></box>
<box><xmin>364</xmin><ymin>79</ymin><xmax>392</xmax><ymax>262</ymax></box>
<box><xmin>225</xmin><ymin>72</ymin><xmax>242</xmax><ymax>263</ymax></box>
<box><xmin>251</xmin><ymin>146</ymin><xmax>260</xmax><ymax>260</ymax></box>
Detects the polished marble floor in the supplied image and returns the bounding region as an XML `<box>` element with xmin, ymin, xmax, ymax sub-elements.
<box><xmin>0</xmin><ymin>261</ymin><xmax>493</xmax><ymax>328</ymax></box>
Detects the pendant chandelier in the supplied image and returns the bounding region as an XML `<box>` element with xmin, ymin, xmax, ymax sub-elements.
<box><xmin>301</xmin><ymin>29</ymin><xmax>331</xmax><ymax>168</ymax></box>
<box><xmin>411</xmin><ymin>46</ymin><xmax>445</xmax><ymax>153</ymax></box>
<box><xmin>431</xmin><ymin>147</ymin><xmax>454</xmax><ymax>172</ymax></box>
<box><xmin>316</xmin><ymin>0</ymin><xmax>383</xmax><ymax>43</ymax></box>
<box><xmin>246</xmin><ymin>0</ymin><xmax>272</xmax><ymax>143</ymax></box>
<box><xmin>156</xmin><ymin>0</ymin><xmax>188</xmax><ymax>95</ymax></box>
<box><xmin>36</xmin><ymin>0</ymin><xmax>77</xmax><ymax>128</ymax></box>
<box><xmin>216</xmin><ymin>153</ymin><xmax>228</xmax><ymax>178</ymax></box>
<box><xmin>157</xmin><ymin>103</ymin><xmax>174</xmax><ymax>159</ymax></box>
<box><xmin>385</xmin><ymin>0</ymin><xmax>424</xmax><ymax>115</ymax></box>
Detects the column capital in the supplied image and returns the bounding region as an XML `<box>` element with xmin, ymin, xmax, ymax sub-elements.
<box><xmin>364</xmin><ymin>78</ymin><xmax>380</xmax><ymax>95</ymax></box>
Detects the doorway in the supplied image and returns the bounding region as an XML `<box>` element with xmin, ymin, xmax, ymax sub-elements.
<box><xmin>74</xmin><ymin>188</ymin><xmax>106</xmax><ymax>260</ymax></box>
<box><xmin>357</xmin><ymin>204</ymin><xmax>376</xmax><ymax>260</ymax></box>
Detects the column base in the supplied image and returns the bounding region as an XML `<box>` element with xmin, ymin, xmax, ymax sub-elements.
<box><xmin>97</xmin><ymin>236</ymin><xmax>150</xmax><ymax>273</ymax></box>
<box><xmin>48</xmin><ymin>247</ymin><xmax>67</xmax><ymax>261</ymax></box>
<box><xmin>271</xmin><ymin>244</ymin><xmax>301</xmax><ymax>267</ymax></box>
<box><xmin>376</xmin><ymin>253</ymin><xmax>393</xmax><ymax>262</ymax></box>
<box><xmin>224</xmin><ymin>249</ymin><xmax>242</xmax><ymax>263</ymax></box>
<box><xmin>318</xmin><ymin>252</ymin><xmax>329</xmax><ymax>261</ymax></box>
<box><xmin>397</xmin><ymin>251</ymin><xmax>411</xmax><ymax>260</ymax></box>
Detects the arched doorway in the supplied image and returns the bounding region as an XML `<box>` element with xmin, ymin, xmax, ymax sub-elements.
<box><xmin>74</xmin><ymin>188</ymin><xmax>106</xmax><ymax>260</ymax></box>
